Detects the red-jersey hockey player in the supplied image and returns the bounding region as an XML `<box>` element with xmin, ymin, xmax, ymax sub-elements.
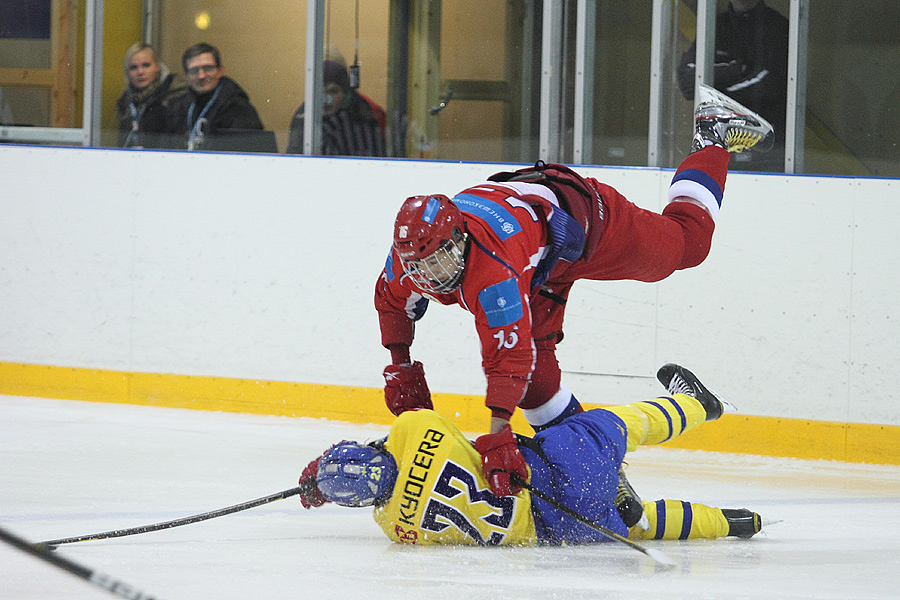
<box><xmin>375</xmin><ymin>85</ymin><xmax>774</xmax><ymax>498</ymax></box>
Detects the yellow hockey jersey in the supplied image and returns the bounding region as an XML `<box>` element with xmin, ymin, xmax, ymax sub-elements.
<box><xmin>373</xmin><ymin>410</ymin><xmax>537</xmax><ymax>546</ymax></box>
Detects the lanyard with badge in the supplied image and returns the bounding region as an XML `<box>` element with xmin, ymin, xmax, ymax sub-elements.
<box><xmin>125</xmin><ymin>101</ymin><xmax>147</xmax><ymax>148</ymax></box>
<box><xmin>187</xmin><ymin>85</ymin><xmax>221</xmax><ymax>150</ymax></box>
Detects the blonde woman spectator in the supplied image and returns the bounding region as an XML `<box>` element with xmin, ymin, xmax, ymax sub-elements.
<box><xmin>115</xmin><ymin>43</ymin><xmax>186</xmax><ymax>148</ymax></box>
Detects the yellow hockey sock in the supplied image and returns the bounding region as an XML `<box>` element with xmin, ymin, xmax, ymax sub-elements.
<box><xmin>605</xmin><ymin>395</ymin><xmax>707</xmax><ymax>452</ymax></box>
<box><xmin>630</xmin><ymin>499</ymin><xmax>730</xmax><ymax>540</ymax></box>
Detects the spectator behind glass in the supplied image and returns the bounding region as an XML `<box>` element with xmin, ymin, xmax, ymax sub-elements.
<box><xmin>115</xmin><ymin>43</ymin><xmax>187</xmax><ymax>148</ymax></box>
<box><xmin>286</xmin><ymin>60</ymin><xmax>386</xmax><ymax>157</ymax></box>
<box><xmin>677</xmin><ymin>0</ymin><xmax>788</xmax><ymax>172</ymax></box>
<box><xmin>165</xmin><ymin>42</ymin><xmax>264</xmax><ymax>151</ymax></box>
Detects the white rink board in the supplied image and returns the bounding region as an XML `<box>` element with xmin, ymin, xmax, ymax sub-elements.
<box><xmin>1</xmin><ymin>145</ymin><xmax>899</xmax><ymax>425</ymax></box>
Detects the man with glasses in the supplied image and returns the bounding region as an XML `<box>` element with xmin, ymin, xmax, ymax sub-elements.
<box><xmin>166</xmin><ymin>42</ymin><xmax>264</xmax><ymax>151</ymax></box>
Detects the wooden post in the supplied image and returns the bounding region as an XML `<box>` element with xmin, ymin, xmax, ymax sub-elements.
<box><xmin>51</xmin><ymin>0</ymin><xmax>80</xmax><ymax>127</ymax></box>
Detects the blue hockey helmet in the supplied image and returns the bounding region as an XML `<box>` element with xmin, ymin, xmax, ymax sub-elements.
<box><xmin>316</xmin><ymin>441</ymin><xmax>398</xmax><ymax>507</ymax></box>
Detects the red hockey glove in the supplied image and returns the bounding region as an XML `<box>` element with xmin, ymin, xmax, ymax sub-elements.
<box><xmin>298</xmin><ymin>455</ymin><xmax>328</xmax><ymax>509</ymax></box>
<box><xmin>298</xmin><ymin>443</ymin><xmax>347</xmax><ymax>509</ymax></box>
<box><xmin>473</xmin><ymin>425</ymin><xmax>528</xmax><ymax>497</ymax></box>
<box><xmin>383</xmin><ymin>361</ymin><xmax>433</xmax><ymax>416</ymax></box>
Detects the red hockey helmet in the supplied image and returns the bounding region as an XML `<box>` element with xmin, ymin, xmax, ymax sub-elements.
<box><xmin>393</xmin><ymin>195</ymin><xmax>468</xmax><ymax>294</ymax></box>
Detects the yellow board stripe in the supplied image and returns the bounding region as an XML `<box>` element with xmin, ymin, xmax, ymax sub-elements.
<box><xmin>2</xmin><ymin>362</ymin><xmax>899</xmax><ymax>465</ymax></box>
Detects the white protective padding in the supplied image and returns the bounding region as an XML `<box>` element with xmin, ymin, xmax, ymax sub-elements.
<box><xmin>520</xmin><ymin>385</ymin><xmax>575</xmax><ymax>427</ymax></box>
<box><xmin>2</xmin><ymin>145</ymin><xmax>899</xmax><ymax>426</ymax></box>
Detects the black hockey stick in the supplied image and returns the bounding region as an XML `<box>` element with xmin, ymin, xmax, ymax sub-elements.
<box><xmin>40</xmin><ymin>485</ymin><xmax>304</xmax><ymax>548</ymax></box>
<box><xmin>513</xmin><ymin>477</ymin><xmax>676</xmax><ymax>567</ymax></box>
<box><xmin>0</xmin><ymin>525</ymin><xmax>163</xmax><ymax>599</ymax></box>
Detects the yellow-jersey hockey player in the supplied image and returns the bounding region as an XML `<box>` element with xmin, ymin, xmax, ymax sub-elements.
<box><xmin>297</xmin><ymin>364</ymin><xmax>767</xmax><ymax>545</ymax></box>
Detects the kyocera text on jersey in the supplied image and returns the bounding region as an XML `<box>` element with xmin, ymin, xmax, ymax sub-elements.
<box><xmin>397</xmin><ymin>427</ymin><xmax>445</xmax><ymax>527</ymax></box>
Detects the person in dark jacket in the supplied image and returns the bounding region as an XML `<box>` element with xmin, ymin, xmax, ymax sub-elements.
<box><xmin>677</xmin><ymin>0</ymin><xmax>788</xmax><ymax>172</ymax></box>
<box><xmin>165</xmin><ymin>43</ymin><xmax>264</xmax><ymax>151</ymax></box>
<box><xmin>286</xmin><ymin>60</ymin><xmax>386</xmax><ymax>157</ymax></box>
<box><xmin>115</xmin><ymin>43</ymin><xmax>187</xmax><ymax>148</ymax></box>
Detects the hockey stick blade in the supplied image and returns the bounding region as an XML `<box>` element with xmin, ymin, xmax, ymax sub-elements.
<box><xmin>644</xmin><ymin>547</ymin><xmax>678</xmax><ymax>567</ymax></box>
<box><xmin>40</xmin><ymin>486</ymin><xmax>303</xmax><ymax>547</ymax></box>
<box><xmin>1</xmin><ymin>525</ymin><xmax>164</xmax><ymax>599</ymax></box>
<box><xmin>514</xmin><ymin>477</ymin><xmax>677</xmax><ymax>568</ymax></box>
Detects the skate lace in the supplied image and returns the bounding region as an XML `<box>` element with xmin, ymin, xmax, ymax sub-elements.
<box><xmin>667</xmin><ymin>374</ymin><xmax>695</xmax><ymax>397</ymax></box>
<box><xmin>616</xmin><ymin>468</ymin><xmax>638</xmax><ymax>505</ymax></box>
<box><xmin>615</xmin><ymin>481</ymin><xmax>630</xmax><ymax>504</ymax></box>
<box><xmin>725</xmin><ymin>129</ymin><xmax>762</xmax><ymax>153</ymax></box>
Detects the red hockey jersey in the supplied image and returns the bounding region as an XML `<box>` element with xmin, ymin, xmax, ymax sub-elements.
<box><xmin>376</xmin><ymin>181</ymin><xmax>565</xmax><ymax>415</ymax></box>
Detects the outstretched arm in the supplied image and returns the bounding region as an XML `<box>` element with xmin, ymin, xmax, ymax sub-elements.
<box><xmin>376</xmin><ymin>255</ymin><xmax>433</xmax><ymax>416</ymax></box>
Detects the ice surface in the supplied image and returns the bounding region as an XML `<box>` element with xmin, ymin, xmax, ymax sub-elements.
<box><xmin>2</xmin><ymin>396</ymin><xmax>900</xmax><ymax>600</ymax></box>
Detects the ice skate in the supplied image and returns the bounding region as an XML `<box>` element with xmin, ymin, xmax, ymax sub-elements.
<box><xmin>692</xmin><ymin>84</ymin><xmax>774</xmax><ymax>154</ymax></box>
<box><xmin>721</xmin><ymin>508</ymin><xmax>764</xmax><ymax>538</ymax></box>
<box><xmin>616</xmin><ymin>466</ymin><xmax>650</xmax><ymax>530</ymax></box>
<box><xmin>656</xmin><ymin>363</ymin><xmax>736</xmax><ymax>421</ymax></box>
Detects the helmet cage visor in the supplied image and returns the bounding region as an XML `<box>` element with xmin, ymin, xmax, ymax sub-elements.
<box><xmin>316</xmin><ymin>442</ymin><xmax>398</xmax><ymax>507</ymax></box>
<box><xmin>401</xmin><ymin>235</ymin><xmax>467</xmax><ymax>294</ymax></box>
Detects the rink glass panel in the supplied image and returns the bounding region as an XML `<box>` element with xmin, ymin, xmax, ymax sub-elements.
<box><xmin>1</xmin><ymin>1</ymin><xmax>899</xmax><ymax>177</ymax></box>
